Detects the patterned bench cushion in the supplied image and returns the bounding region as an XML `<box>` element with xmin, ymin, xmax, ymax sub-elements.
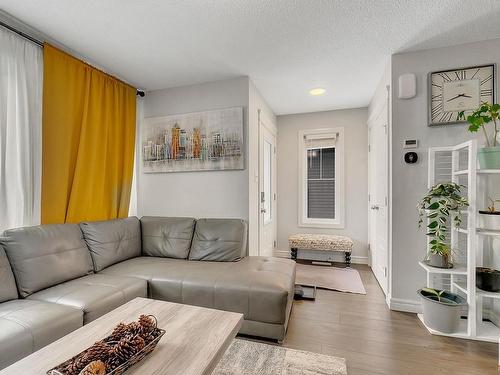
<box><xmin>288</xmin><ymin>234</ymin><xmax>353</xmax><ymax>252</ymax></box>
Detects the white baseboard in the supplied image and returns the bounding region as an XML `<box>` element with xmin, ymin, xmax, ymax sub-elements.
<box><xmin>273</xmin><ymin>249</ymin><xmax>290</xmax><ymax>258</ymax></box>
<box><xmin>388</xmin><ymin>297</ymin><xmax>422</xmax><ymax>313</ymax></box>
<box><xmin>351</xmin><ymin>255</ymin><xmax>368</xmax><ymax>265</ymax></box>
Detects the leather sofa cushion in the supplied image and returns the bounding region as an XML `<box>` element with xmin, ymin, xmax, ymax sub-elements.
<box><xmin>1</xmin><ymin>224</ymin><xmax>94</xmax><ymax>297</ymax></box>
<box><xmin>80</xmin><ymin>217</ymin><xmax>141</xmax><ymax>272</ymax></box>
<box><xmin>140</xmin><ymin>216</ymin><xmax>195</xmax><ymax>258</ymax></box>
<box><xmin>100</xmin><ymin>256</ymin><xmax>295</xmax><ymax>325</ymax></box>
<box><xmin>27</xmin><ymin>274</ymin><xmax>147</xmax><ymax>323</ymax></box>
<box><xmin>0</xmin><ymin>245</ymin><xmax>18</xmax><ymax>303</ymax></box>
<box><xmin>189</xmin><ymin>218</ymin><xmax>247</xmax><ymax>261</ymax></box>
<box><xmin>0</xmin><ymin>299</ymin><xmax>82</xmax><ymax>370</ymax></box>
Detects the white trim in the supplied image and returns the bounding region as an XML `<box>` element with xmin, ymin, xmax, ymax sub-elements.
<box><xmin>388</xmin><ymin>297</ymin><xmax>422</xmax><ymax>313</ymax></box>
<box><xmin>297</xmin><ymin>127</ymin><xmax>345</xmax><ymax>229</ymax></box>
<box><xmin>258</xmin><ymin>110</ymin><xmax>278</xmax><ymax>257</ymax></box>
<box><xmin>351</xmin><ymin>255</ymin><xmax>368</xmax><ymax>265</ymax></box>
<box><xmin>273</xmin><ymin>249</ymin><xmax>291</xmax><ymax>258</ymax></box>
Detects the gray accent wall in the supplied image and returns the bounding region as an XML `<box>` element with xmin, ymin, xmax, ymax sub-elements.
<box><xmin>276</xmin><ymin>108</ymin><xmax>369</xmax><ymax>263</ymax></box>
<box><xmin>390</xmin><ymin>38</ymin><xmax>500</xmax><ymax>306</ymax></box>
<box><xmin>138</xmin><ymin>77</ymin><xmax>250</xmax><ymax>222</ymax></box>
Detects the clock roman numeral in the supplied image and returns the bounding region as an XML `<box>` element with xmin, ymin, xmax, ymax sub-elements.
<box><xmin>454</xmin><ymin>71</ymin><xmax>466</xmax><ymax>80</ymax></box>
<box><xmin>432</xmin><ymin>82</ymin><xmax>442</xmax><ymax>89</ymax></box>
<box><xmin>481</xmin><ymin>74</ymin><xmax>493</xmax><ymax>85</ymax></box>
<box><xmin>438</xmin><ymin>73</ymin><xmax>452</xmax><ymax>82</ymax></box>
<box><xmin>481</xmin><ymin>89</ymin><xmax>493</xmax><ymax>97</ymax></box>
<box><xmin>438</xmin><ymin>112</ymin><xmax>453</xmax><ymax>123</ymax></box>
<box><xmin>470</xmin><ymin>69</ymin><xmax>480</xmax><ymax>79</ymax></box>
<box><xmin>432</xmin><ymin>103</ymin><xmax>443</xmax><ymax>118</ymax></box>
<box><xmin>432</xmin><ymin>93</ymin><xmax>442</xmax><ymax>101</ymax></box>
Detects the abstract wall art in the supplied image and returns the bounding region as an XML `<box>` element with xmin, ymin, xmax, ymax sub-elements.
<box><xmin>142</xmin><ymin>107</ymin><xmax>244</xmax><ymax>173</ymax></box>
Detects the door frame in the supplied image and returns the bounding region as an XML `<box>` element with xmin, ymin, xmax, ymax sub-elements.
<box><xmin>258</xmin><ymin>109</ymin><xmax>278</xmax><ymax>257</ymax></box>
<box><xmin>367</xmin><ymin>85</ymin><xmax>391</xmax><ymax>299</ymax></box>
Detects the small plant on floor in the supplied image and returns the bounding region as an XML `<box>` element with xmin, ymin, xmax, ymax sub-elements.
<box><xmin>421</xmin><ymin>287</ymin><xmax>445</xmax><ymax>302</ymax></box>
<box><xmin>417</xmin><ymin>182</ymin><xmax>469</xmax><ymax>268</ymax></box>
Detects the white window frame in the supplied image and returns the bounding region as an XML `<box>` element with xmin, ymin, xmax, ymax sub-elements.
<box><xmin>298</xmin><ymin>127</ymin><xmax>345</xmax><ymax>229</ymax></box>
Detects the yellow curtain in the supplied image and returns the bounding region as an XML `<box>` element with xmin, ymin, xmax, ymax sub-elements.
<box><xmin>41</xmin><ymin>44</ymin><xmax>136</xmax><ymax>224</ymax></box>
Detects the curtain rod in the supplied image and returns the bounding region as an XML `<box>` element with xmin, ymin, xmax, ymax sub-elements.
<box><xmin>0</xmin><ymin>19</ymin><xmax>43</xmax><ymax>47</ymax></box>
<box><xmin>0</xmin><ymin>20</ymin><xmax>145</xmax><ymax>97</ymax></box>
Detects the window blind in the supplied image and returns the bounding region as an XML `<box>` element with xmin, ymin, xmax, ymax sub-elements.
<box><xmin>307</xmin><ymin>147</ymin><xmax>335</xmax><ymax>219</ymax></box>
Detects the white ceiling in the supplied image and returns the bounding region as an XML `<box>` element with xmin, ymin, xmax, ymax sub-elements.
<box><xmin>2</xmin><ymin>0</ymin><xmax>500</xmax><ymax>115</ymax></box>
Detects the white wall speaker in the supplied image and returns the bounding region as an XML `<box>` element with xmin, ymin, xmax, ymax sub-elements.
<box><xmin>398</xmin><ymin>73</ymin><xmax>416</xmax><ymax>99</ymax></box>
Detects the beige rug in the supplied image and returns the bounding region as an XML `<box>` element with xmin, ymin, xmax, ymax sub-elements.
<box><xmin>295</xmin><ymin>263</ymin><xmax>366</xmax><ymax>295</ymax></box>
<box><xmin>213</xmin><ymin>339</ymin><xmax>347</xmax><ymax>375</ymax></box>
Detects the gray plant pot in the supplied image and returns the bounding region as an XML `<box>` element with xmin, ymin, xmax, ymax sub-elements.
<box><xmin>427</xmin><ymin>253</ymin><xmax>452</xmax><ymax>268</ymax></box>
<box><xmin>418</xmin><ymin>289</ymin><xmax>467</xmax><ymax>333</ymax></box>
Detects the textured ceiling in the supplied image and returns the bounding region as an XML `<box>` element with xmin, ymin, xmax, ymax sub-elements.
<box><xmin>1</xmin><ymin>0</ymin><xmax>500</xmax><ymax>115</ymax></box>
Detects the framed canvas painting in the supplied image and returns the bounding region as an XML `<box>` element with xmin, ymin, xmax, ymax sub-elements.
<box><xmin>142</xmin><ymin>107</ymin><xmax>244</xmax><ymax>173</ymax></box>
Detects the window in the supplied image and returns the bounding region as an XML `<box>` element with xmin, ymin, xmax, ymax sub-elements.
<box><xmin>298</xmin><ymin>128</ymin><xmax>344</xmax><ymax>228</ymax></box>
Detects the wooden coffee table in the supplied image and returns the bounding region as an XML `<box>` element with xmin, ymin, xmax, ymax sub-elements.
<box><xmin>0</xmin><ymin>297</ymin><xmax>243</xmax><ymax>375</ymax></box>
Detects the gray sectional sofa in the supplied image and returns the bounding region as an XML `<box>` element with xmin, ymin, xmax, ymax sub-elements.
<box><xmin>0</xmin><ymin>216</ymin><xmax>295</xmax><ymax>370</ymax></box>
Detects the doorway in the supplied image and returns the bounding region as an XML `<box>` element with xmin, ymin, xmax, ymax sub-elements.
<box><xmin>368</xmin><ymin>94</ymin><xmax>390</xmax><ymax>295</ymax></box>
<box><xmin>259</xmin><ymin>112</ymin><xmax>277</xmax><ymax>257</ymax></box>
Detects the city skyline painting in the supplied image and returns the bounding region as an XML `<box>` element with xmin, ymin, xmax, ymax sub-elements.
<box><xmin>142</xmin><ymin>107</ymin><xmax>244</xmax><ymax>173</ymax></box>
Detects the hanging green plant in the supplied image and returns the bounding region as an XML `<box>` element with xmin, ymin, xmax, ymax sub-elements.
<box><xmin>417</xmin><ymin>182</ymin><xmax>469</xmax><ymax>267</ymax></box>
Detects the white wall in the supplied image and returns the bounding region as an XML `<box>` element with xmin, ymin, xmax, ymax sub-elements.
<box><xmin>390</xmin><ymin>38</ymin><xmax>500</xmax><ymax>308</ymax></box>
<box><xmin>138</xmin><ymin>77</ymin><xmax>250</xmax><ymax>221</ymax></box>
<box><xmin>276</xmin><ymin>108</ymin><xmax>369</xmax><ymax>263</ymax></box>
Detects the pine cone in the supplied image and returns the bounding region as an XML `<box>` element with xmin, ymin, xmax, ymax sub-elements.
<box><xmin>138</xmin><ymin>315</ymin><xmax>156</xmax><ymax>336</ymax></box>
<box><xmin>108</xmin><ymin>322</ymin><xmax>129</xmax><ymax>341</ymax></box>
<box><xmin>107</xmin><ymin>334</ymin><xmax>145</xmax><ymax>368</ymax></box>
<box><xmin>64</xmin><ymin>341</ymin><xmax>111</xmax><ymax>374</ymax></box>
<box><xmin>78</xmin><ymin>360</ymin><xmax>106</xmax><ymax>375</ymax></box>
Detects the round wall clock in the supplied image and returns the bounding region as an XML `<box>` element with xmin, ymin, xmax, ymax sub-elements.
<box><xmin>429</xmin><ymin>64</ymin><xmax>496</xmax><ymax>126</ymax></box>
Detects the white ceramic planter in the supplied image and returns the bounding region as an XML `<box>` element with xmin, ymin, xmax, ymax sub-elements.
<box><xmin>478</xmin><ymin>212</ymin><xmax>500</xmax><ymax>231</ymax></box>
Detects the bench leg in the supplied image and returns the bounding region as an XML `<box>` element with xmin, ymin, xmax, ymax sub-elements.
<box><xmin>291</xmin><ymin>247</ymin><xmax>298</xmax><ymax>261</ymax></box>
<box><xmin>345</xmin><ymin>252</ymin><xmax>351</xmax><ymax>267</ymax></box>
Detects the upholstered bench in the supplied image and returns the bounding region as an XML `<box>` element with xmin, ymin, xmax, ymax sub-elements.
<box><xmin>288</xmin><ymin>233</ymin><xmax>354</xmax><ymax>267</ymax></box>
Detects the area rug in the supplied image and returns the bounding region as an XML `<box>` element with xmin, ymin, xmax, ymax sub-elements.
<box><xmin>295</xmin><ymin>263</ymin><xmax>366</xmax><ymax>295</ymax></box>
<box><xmin>213</xmin><ymin>339</ymin><xmax>347</xmax><ymax>375</ymax></box>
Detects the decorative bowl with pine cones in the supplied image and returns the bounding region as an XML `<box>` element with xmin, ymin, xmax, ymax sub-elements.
<box><xmin>47</xmin><ymin>315</ymin><xmax>165</xmax><ymax>375</ymax></box>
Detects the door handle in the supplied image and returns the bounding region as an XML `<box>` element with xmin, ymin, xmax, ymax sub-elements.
<box><xmin>371</xmin><ymin>205</ymin><xmax>380</xmax><ymax>210</ymax></box>
<box><xmin>261</xmin><ymin>209</ymin><xmax>267</xmax><ymax>213</ymax></box>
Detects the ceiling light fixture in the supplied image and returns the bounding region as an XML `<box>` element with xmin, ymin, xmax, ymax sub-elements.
<box><xmin>309</xmin><ymin>88</ymin><xmax>326</xmax><ymax>96</ymax></box>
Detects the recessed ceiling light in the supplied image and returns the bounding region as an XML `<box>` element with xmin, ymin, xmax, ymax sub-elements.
<box><xmin>309</xmin><ymin>88</ymin><xmax>326</xmax><ymax>96</ymax></box>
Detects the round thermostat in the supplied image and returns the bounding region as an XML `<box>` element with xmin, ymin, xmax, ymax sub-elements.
<box><xmin>404</xmin><ymin>152</ymin><xmax>418</xmax><ymax>164</ymax></box>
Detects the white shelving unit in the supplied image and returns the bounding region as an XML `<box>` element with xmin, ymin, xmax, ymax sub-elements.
<box><xmin>418</xmin><ymin>140</ymin><xmax>500</xmax><ymax>343</ymax></box>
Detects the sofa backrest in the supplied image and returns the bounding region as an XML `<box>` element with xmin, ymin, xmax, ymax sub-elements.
<box><xmin>0</xmin><ymin>245</ymin><xmax>18</xmax><ymax>302</ymax></box>
<box><xmin>1</xmin><ymin>224</ymin><xmax>93</xmax><ymax>297</ymax></box>
<box><xmin>80</xmin><ymin>217</ymin><xmax>141</xmax><ymax>272</ymax></box>
<box><xmin>189</xmin><ymin>218</ymin><xmax>247</xmax><ymax>261</ymax></box>
<box><xmin>140</xmin><ymin>217</ymin><xmax>196</xmax><ymax>259</ymax></box>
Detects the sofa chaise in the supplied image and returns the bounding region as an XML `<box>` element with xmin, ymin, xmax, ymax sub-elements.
<box><xmin>0</xmin><ymin>216</ymin><xmax>296</xmax><ymax>370</ymax></box>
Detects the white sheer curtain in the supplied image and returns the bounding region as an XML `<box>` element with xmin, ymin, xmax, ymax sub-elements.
<box><xmin>0</xmin><ymin>27</ymin><xmax>43</xmax><ymax>232</ymax></box>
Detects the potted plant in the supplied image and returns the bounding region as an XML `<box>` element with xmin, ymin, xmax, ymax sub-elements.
<box><xmin>418</xmin><ymin>288</ymin><xmax>467</xmax><ymax>333</ymax></box>
<box><xmin>459</xmin><ymin>102</ymin><xmax>500</xmax><ymax>169</ymax></box>
<box><xmin>478</xmin><ymin>197</ymin><xmax>500</xmax><ymax>231</ymax></box>
<box><xmin>417</xmin><ymin>182</ymin><xmax>469</xmax><ymax>268</ymax></box>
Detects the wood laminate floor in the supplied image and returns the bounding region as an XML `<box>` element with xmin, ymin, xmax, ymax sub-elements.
<box><xmin>263</xmin><ymin>264</ymin><xmax>497</xmax><ymax>374</ymax></box>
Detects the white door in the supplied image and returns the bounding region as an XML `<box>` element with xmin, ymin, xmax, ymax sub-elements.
<box><xmin>259</xmin><ymin>117</ymin><xmax>277</xmax><ymax>257</ymax></box>
<box><xmin>368</xmin><ymin>100</ymin><xmax>389</xmax><ymax>295</ymax></box>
